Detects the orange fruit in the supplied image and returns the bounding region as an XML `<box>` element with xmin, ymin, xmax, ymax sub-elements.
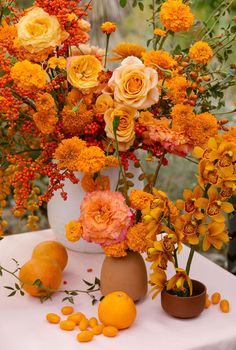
<box><xmin>32</xmin><ymin>240</ymin><xmax>68</xmax><ymax>271</ymax></box>
<box><xmin>98</xmin><ymin>291</ymin><xmax>136</xmax><ymax>330</ymax></box>
<box><xmin>19</xmin><ymin>258</ymin><xmax>62</xmax><ymax>297</ymax></box>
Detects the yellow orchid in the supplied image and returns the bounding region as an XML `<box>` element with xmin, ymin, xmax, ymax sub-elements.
<box><xmin>147</xmin><ymin>237</ymin><xmax>174</xmax><ymax>269</ymax></box>
<box><xmin>202</xmin><ymin>221</ymin><xmax>229</xmax><ymax>251</ymax></box>
<box><xmin>192</xmin><ymin>137</ymin><xmax>219</xmax><ymax>160</ymax></box>
<box><xmin>195</xmin><ymin>186</ymin><xmax>234</xmax><ymax>222</ymax></box>
<box><xmin>176</xmin><ymin>185</ymin><xmax>205</xmax><ymax>220</ymax></box>
<box><xmin>208</xmin><ymin>140</ymin><xmax>236</xmax><ymax>177</ymax></box>
<box><xmin>198</xmin><ymin>159</ymin><xmax>220</xmax><ymax>188</ymax></box>
<box><xmin>219</xmin><ymin>175</ymin><xmax>236</xmax><ymax>199</ymax></box>
<box><xmin>173</xmin><ymin>214</ymin><xmax>206</xmax><ymax>245</ymax></box>
<box><xmin>167</xmin><ymin>268</ymin><xmax>193</xmax><ymax>296</ymax></box>
<box><xmin>164</xmin><ymin>225</ymin><xmax>183</xmax><ymax>253</ymax></box>
<box><xmin>149</xmin><ymin>268</ymin><xmax>167</xmax><ymax>299</ymax></box>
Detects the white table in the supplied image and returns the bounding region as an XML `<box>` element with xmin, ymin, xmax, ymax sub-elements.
<box><xmin>0</xmin><ymin>229</ymin><xmax>236</xmax><ymax>350</ymax></box>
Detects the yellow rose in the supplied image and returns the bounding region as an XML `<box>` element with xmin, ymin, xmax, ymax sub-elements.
<box><xmin>67</xmin><ymin>55</ymin><xmax>102</xmax><ymax>90</ymax></box>
<box><xmin>104</xmin><ymin>106</ymin><xmax>138</xmax><ymax>151</ymax></box>
<box><xmin>108</xmin><ymin>56</ymin><xmax>159</xmax><ymax>109</ymax></box>
<box><xmin>16</xmin><ymin>7</ymin><xmax>68</xmax><ymax>53</ymax></box>
<box><xmin>95</xmin><ymin>94</ymin><xmax>114</xmax><ymax>114</ymax></box>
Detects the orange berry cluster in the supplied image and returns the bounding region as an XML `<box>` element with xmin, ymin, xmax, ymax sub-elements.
<box><xmin>46</xmin><ymin>306</ymin><xmax>119</xmax><ymax>343</ymax></box>
<box><xmin>205</xmin><ymin>292</ymin><xmax>230</xmax><ymax>313</ymax></box>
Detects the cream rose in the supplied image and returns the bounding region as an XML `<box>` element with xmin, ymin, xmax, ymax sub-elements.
<box><xmin>67</xmin><ymin>55</ymin><xmax>102</xmax><ymax>90</ymax></box>
<box><xmin>104</xmin><ymin>105</ymin><xmax>138</xmax><ymax>151</ymax></box>
<box><xmin>16</xmin><ymin>7</ymin><xmax>68</xmax><ymax>53</ymax></box>
<box><xmin>108</xmin><ymin>56</ymin><xmax>159</xmax><ymax>109</ymax></box>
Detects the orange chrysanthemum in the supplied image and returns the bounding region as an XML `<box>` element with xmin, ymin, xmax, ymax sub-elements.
<box><xmin>110</xmin><ymin>42</ymin><xmax>146</xmax><ymax>61</ymax></box>
<box><xmin>101</xmin><ymin>22</ymin><xmax>117</xmax><ymax>34</ymax></box>
<box><xmin>10</xmin><ymin>60</ymin><xmax>46</xmax><ymax>90</ymax></box>
<box><xmin>54</xmin><ymin>137</ymin><xmax>87</xmax><ymax>171</ymax></box>
<box><xmin>193</xmin><ymin>113</ymin><xmax>218</xmax><ymax>147</ymax></box>
<box><xmin>65</xmin><ymin>220</ymin><xmax>83</xmax><ymax>242</ymax></box>
<box><xmin>154</xmin><ymin>28</ymin><xmax>167</xmax><ymax>37</ymax></box>
<box><xmin>62</xmin><ymin>104</ymin><xmax>94</xmax><ymax>136</ymax></box>
<box><xmin>103</xmin><ymin>240</ymin><xmax>128</xmax><ymax>257</ymax></box>
<box><xmin>14</xmin><ymin>45</ymin><xmax>52</xmax><ymax>63</ymax></box>
<box><xmin>126</xmin><ymin>222</ymin><xmax>151</xmax><ymax>252</ymax></box>
<box><xmin>142</xmin><ymin>50</ymin><xmax>176</xmax><ymax>79</ymax></box>
<box><xmin>105</xmin><ymin>156</ymin><xmax>119</xmax><ymax>168</ymax></box>
<box><xmin>189</xmin><ymin>41</ymin><xmax>213</xmax><ymax>65</ymax></box>
<box><xmin>166</xmin><ymin>75</ymin><xmax>190</xmax><ymax>104</ymax></box>
<box><xmin>33</xmin><ymin>110</ymin><xmax>58</xmax><ymax>134</ymax></box>
<box><xmin>76</xmin><ymin>146</ymin><xmax>106</xmax><ymax>173</ymax></box>
<box><xmin>35</xmin><ymin>93</ymin><xmax>56</xmax><ymax>111</ymax></box>
<box><xmin>160</xmin><ymin>0</ymin><xmax>194</xmax><ymax>33</ymax></box>
<box><xmin>129</xmin><ymin>189</ymin><xmax>154</xmax><ymax>210</ymax></box>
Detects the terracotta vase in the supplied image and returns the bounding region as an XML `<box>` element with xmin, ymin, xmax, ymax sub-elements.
<box><xmin>161</xmin><ymin>280</ymin><xmax>206</xmax><ymax>318</ymax></box>
<box><xmin>100</xmin><ymin>251</ymin><xmax>148</xmax><ymax>302</ymax></box>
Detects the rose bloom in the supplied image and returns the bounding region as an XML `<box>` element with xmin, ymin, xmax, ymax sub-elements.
<box><xmin>108</xmin><ymin>56</ymin><xmax>159</xmax><ymax>109</ymax></box>
<box><xmin>80</xmin><ymin>191</ymin><xmax>133</xmax><ymax>246</ymax></box>
<box><xmin>104</xmin><ymin>105</ymin><xmax>138</xmax><ymax>151</ymax></box>
<box><xmin>15</xmin><ymin>7</ymin><xmax>68</xmax><ymax>53</ymax></box>
<box><xmin>71</xmin><ymin>44</ymin><xmax>105</xmax><ymax>61</ymax></box>
<box><xmin>67</xmin><ymin>55</ymin><xmax>102</xmax><ymax>89</ymax></box>
<box><xmin>95</xmin><ymin>94</ymin><xmax>114</xmax><ymax>114</ymax></box>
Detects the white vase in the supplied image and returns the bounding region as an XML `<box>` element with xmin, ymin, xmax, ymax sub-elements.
<box><xmin>47</xmin><ymin>162</ymin><xmax>142</xmax><ymax>253</ymax></box>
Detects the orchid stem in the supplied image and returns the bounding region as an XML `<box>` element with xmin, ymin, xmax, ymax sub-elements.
<box><xmin>186</xmin><ymin>245</ymin><xmax>195</xmax><ymax>275</ymax></box>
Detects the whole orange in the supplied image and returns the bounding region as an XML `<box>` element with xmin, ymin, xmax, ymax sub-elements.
<box><xmin>98</xmin><ymin>291</ymin><xmax>136</xmax><ymax>329</ymax></box>
<box><xmin>32</xmin><ymin>240</ymin><xmax>68</xmax><ymax>271</ymax></box>
<box><xmin>19</xmin><ymin>257</ymin><xmax>62</xmax><ymax>297</ymax></box>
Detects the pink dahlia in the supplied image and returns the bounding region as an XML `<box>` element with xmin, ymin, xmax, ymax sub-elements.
<box><xmin>80</xmin><ymin>191</ymin><xmax>133</xmax><ymax>246</ymax></box>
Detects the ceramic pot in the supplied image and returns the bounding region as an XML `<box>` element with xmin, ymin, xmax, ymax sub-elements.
<box><xmin>161</xmin><ymin>279</ymin><xmax>206</xmax><ymax>318</ymax></box>
<box><xmin>47</xmin><ymin>162</ymin><xmax>142</xmax><ymax>253</ymax></box>
<box><xmin>100</xmin><ymin>251</ymin><xmax>148</xmax><ymax>302</ymax></box>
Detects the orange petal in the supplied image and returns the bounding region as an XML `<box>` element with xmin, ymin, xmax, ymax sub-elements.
<box><xmin>195</xmin><ymin>198</ymin><xmax>209</xmax><ymax>208</ymax></box>
<box><xmin>222</xmin><ymin>202</ymin><xmax>234</xmax><ymax>213</ymax></box>
<box><xmin>212</xmin><ymin>213</ymin><xmax>225</xmax><ymax>223</ymax></box>
<box><xmin>207</xmin><ymin>186</ymin><xmax>219</xmax><ymax>201</ymax></box>
<box><xmin>203</xmin><ymin>236</ymin><xmax>210</xmax><ymax>251</ymax></box>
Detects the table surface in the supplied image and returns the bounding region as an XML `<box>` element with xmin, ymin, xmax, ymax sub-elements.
<box><xmin>0</xmin><ymin>229</ymin><xmax>236</xmax><ymax>350</ymax></box>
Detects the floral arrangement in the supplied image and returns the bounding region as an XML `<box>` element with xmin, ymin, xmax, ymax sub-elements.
<box><xmin>0</xmin><ymin>0</ymin><xmax>236</xmax><ymax>298</ymax></box>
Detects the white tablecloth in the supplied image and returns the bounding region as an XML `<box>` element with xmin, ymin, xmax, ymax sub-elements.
<box><xmin>0</xmin><ymin>229</ymin><xmax>236</xmax><ymax>350</ymax></box>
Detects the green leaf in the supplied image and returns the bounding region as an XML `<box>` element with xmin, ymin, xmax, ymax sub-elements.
<box><xmin>8</xmin><ymin>291</ymin><xmax>16</xmax><ymax>297</ymax></box>
<box><xmin>113</xmin><ymin>116</ymin><xmax>120</xmax><ymax>134</ymax></box>
<box><xmin>4</xmin><ymin>286</ymin><xmax>14</xmax><ymax>290</ymax></box>
<box><xmin>72</xmin><ymin>98</ymin><xmax>84</xmax><ymax>112</ymax></box>
<box><xmin>15</xmin><ymin>283</ymin><xmax>20</xmax><ymax>290</ymax></box>
<box><xmin>20</xmin><ymin>290</ymin><xmax>25</xmax><ymax>296</ymax></box>
<box><xmin>33</xmin><ymin>279</ymin><xmax>43</xmax><ymax>287</ymax></box>
<box><xmin>3</xmin><ymin>7</ymin><xmax>10</xmax><ymax>15</ymax></box>
<box><xmin>138</xmin><ymin>2</ymin><xmax>144</xmax><ymax>11</ymax></box>
<box><xmin>231</xmin><ymin>26</ymin><xmax>236</xmax><ymax>33</ymax></box>
<box><xmin>94</xmin><ymin>277</ymin><xmax>100</xmax><ymax>286</ymax></box>
<box><xmin>119</xmin><ymin>0</ymin><xmax>127</xmax><ymax>8</ymax></box>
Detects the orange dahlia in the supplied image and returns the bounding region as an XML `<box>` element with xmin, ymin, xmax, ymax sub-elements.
<box><xmin>160</xmin><ymin>0</ymin><xmax>194</xmax><ymax>33</ymax></box>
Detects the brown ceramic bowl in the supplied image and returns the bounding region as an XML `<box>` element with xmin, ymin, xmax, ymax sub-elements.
<box><xmin>161</xmin><ymin>280</ymin><xmax>206</xmax><ymax>319</ymax></box>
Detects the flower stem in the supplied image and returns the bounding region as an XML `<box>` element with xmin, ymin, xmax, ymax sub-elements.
<box><xmin>104</xmin><ymin>34</ymin><xmax>110</xmax><ymax>68</ymax></box>
<box><xmin>186</xmin><ymin>245</ymin><xmax>195</xmax><ymax>275</ymax></box>
<box><xmin>152</xmin><ymin>150</ymin><xmax>166</xmax><ymax>189</ymax></box>
<box><xmin>173</xmin><ymin>248</ymin><xmax>179</xmax><ymax>268</ymax></box>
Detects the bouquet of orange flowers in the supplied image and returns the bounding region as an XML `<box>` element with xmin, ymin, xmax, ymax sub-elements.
<box><xmin>0</xmin><ymin>0</ymin><xmax>236</xmax><ymax>299</ymax></box>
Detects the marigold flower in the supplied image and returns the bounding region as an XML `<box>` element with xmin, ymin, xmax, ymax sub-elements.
<box><xmin>48</xmin><ymin>57</ymin><xmax>67</xmax><ymax>69</ymax></box>
<box><xmin>189</xmin><ymin>41</ymin><xmax>213</xmax><ymax>65</ymax></box>
<box><xmin>54</xmin><ymin>137</ymin><xmax>87</xmax><ymax>171</ymax></box>
<box><xmin>33</xmin><ymin>110</ymin><xmax>58</xmax><ymax>134</ymax></box>
<box><xmin>105</xmin><ymin>156</ymin><xmax>119</xmax><ymax>168</ymax></box>
<box><xmin>65</xmin><ymin>220</ymin><xmax>83</xmax><ymax>242</ymax></box>
<box><xmin>138</xmin><ymin>111</ymin><xmax>155</xmax><ymax>126</ymax></box>
<box><xmin>127</xmin><ymin>222</ymin><xmax>152</xmax><ymax>252</ymax></box>
<box><xmin>80</xmin><ymin>191</ymin><xmax>133</xmax><ymax>245</ymax></box>
<box><xmin>167</xmin><ymin>268</ymin><xmax>193</xmax><ymax>295</ymax></box>
<box><xmin>10</xmin><ymin>60</ymin><xmax>47</xmax><ymax>90</ymax></box>
<box><xmin>110</xmin><ymin>42</ymin><xmax>146</xmax><ymax>61</ymax></box>
<box><xmin>192</xmin><ymin>113</ymin><xmax>218</xmax><ymax>147</ymax></box>
<box><xmin>154</xmin><ymin>28</ymin><xmax>167</xmax><ymax>37</ymax></box>
<box><xmin>62</xmin><ymin>104</ymin><xmax>94</xmax><ymax>136</ymax></box>
<box><xmin>103</xmin><ymin>240</ymin><xmax>128</xmax><ymax>257</ymax></box>
<box><xmin>142</xmin><ymin>50</ymin><xmax>176</xmax><ymax>79</ymax></box>
<box><xmin>166</xmin><ymin>75</ymin><xmax>190</xmax><ymax>104</ymax></box>
<box><xmin>76</xmin><ymin>146</ymin><xmax>106</xmax><ymax>173</ymax></box>
<box><xmin>129</xmin><ymin>189</ymin><xmax>154</xmax><ymax>210</ymax></box>
<box><xmin>101</xmin><ymin>22</ymin><xmax>117</xmax><ymax>34</ymax></box>
<box><xmin>82</xmin><ymin>174</ymin><xmax>110</xmax><ymax>192</ymax></box>
<box><xmin>202</xmin><ymin>221</ymin><xmax>229</xmax><ymax>251</ymax></box>
<box><xmin>35</xmin><ymin>93</ymin><xmax>56</xmax><ymax>111</ymax></box>
<box><xmin>160</xmin><ymin>0</ymin><xmax>194</xmax><ymax>33</ymax></box>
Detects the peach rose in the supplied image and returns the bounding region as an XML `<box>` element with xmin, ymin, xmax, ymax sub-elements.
<box><xmin>80</xmin><ymin>191</ymin><xmax>133</xmax><ymax>246</ymax></box>
<box><xmin>95</xmin><ymin>94</ymin><xmax>114</xmax><ymax>114</ymax></box>
<box><xmin>104</xmin><ymin>105</ymin><xmax>138</xmax><ymax>151</ymax></box>
<box><xmin>71</xmin><ymin>44</ymin><xmax>105</xmax><ymax>61</ymax></box>
<box><xmin>67</xmin><ymin>55</ymin><xmax>102</xmax><ymax>90</ymax></box>
<box><xmin>108</xmin><ymin>56</ymin><xmax>159</xmax><ymax>109</ymax></box>
<box><xmin>16</xmin><ymin>7</ymin><xmax>68</xmax><ymax>53</ymax></box>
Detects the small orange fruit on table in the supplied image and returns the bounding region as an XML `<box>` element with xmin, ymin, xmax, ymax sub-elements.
<box><xmin>19</xmin><ymin>257</ymin><xmax>62</xmax><ymax>296</ymax></box>
<box><xmin>98</xmin><ymin>291</ymin><xmax>136</xmax><ymax>330</ymax></box>
<box><xmin>32</xmin><ymin>240</ymin><xmax>68</xmax><ymax>271</ymax></box>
